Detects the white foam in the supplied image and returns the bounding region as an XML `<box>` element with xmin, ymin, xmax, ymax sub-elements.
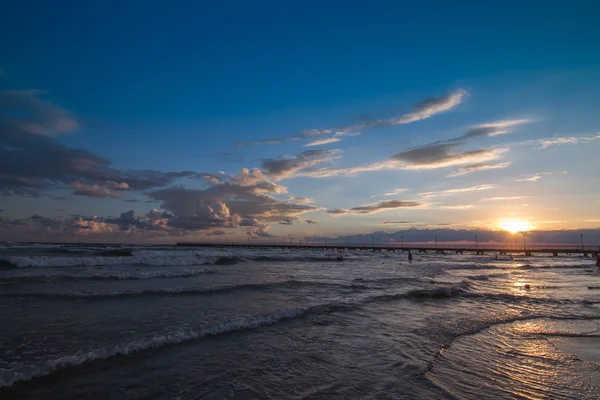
<box><xmin>0</xmin><ymin>308</ymin><xmax>306</xmax><ymax>388</ymax></box>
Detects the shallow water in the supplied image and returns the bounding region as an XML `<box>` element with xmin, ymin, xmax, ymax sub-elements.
<box><xmin>1</xmin><ymin>243</ymin><xmax>599</xmax><ymax>399</ymax></box>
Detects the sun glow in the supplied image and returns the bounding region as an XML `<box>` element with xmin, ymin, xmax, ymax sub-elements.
<box><xmin>499</xmin><ymin>219</ymin><xmax>534</xmax><ymax>233</ymax></box>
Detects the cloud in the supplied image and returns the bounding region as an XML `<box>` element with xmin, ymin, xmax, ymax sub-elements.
<box><xmin>327</xmin><ymin>199</ymin><xmax>422</xmax><ymax>215</ymax></box>
<box><xmin>293</xmin><ymin>118</ymin><xmax>528</xmax><ymax>178</ymax></box>
<box><xmin>70</xmin><ymin>182</ymin><xmax>122</xmax><ymax>198</ymax></box>
<box><xmin>448</xmin><ymin>162</ymin><xmax>510</xmax><ymax>177</ymax></box>
<box><xmin>516</xmin><ymin>175</ymin><xmax>541</xmax><ymax>182</ymax></box>
<box><xmin>278</xmin><ymin>219</ymin><xmax>294</xmax><ymax>225</ymax></box>
<box><xmin>305</xmin><ymin>219</ymin><xmax>319</xmax><ymax>224</ymax></box>
<box><xmin>298</xmin><ymin>160</ymin><xmax>399</xmax><ymax>178</ymax></box>
<box><xmin>290</xmin><ymin>197</ymin><xmax>313</xmax><ymax>204</ymax></box>
<box><xmin>303</xmin><ymin>137</ymin><xmax>341</xmax><ymax>147</ymax></box>
<box><xmin>534</xmin><ymin>134</ymin><xmax>600</xmax><ymax>149</ymax></box>
<box><xmin>383</xmin><ymin>188</ymin><xmax>408</xmax><ymax>196</ymax></box>
<box><xmin>0</xmin><ymin>89</ymin><xmax>229</xmax><ymax>198</ymax></box>
<box><xmin>148</xmin><ymin>169</ymin><xmax>319</xmax><ymax>231</ymax></box>
<box><xmin>352</xmin><ymin>89</ymin><xmax>468</xmax><ymax>129</ymax></box>
<box><xmin>457</xmin><ymin>119</ymin><xmax>533</xmax><ymax>141</ymax></box>
<box><xmin>482</xmin><ymin>196</ymin><xmax>526</xmax><ymax>201</ymax></box>
<box><xmin>380</xmin><ymin>220</ymin><xmax>415</xmax><ymax>224</ymax></box>
<box><xmin>419</xmin><ymin>184</ymin><xmax>497</xmax><ymax>198</ymax></box>
<box><xmin>436</xmin><ymin>204</ymin><xmax>475</xmax><ymax>209</ymax></box>
<box><xmin>0</xmin><ymin>90</ymin><xmax>78</xmax><ymax>136</ymax></box>
<box><xmin>326</xmin><ymin>209</ymin><xmax>349</xmax><ymax>215</ymax></box>
<box><xmin>391</xmin><ymin>144</ymin><xmax>507</xmax><ymax>170</ymax></box>
<box><xmin>247</xmin><ymin>224</ymin><xmax>273</xmax><ymax>238</ymax></box>
<box><xmin>261</xmin><ymin>149</ymin><xmax>339</xmax><ymax>179</ymax></box>
<box><xmin>237</xmin><ymin>89</ymin><xmax>467</xmax><ymax>147</ymax></box>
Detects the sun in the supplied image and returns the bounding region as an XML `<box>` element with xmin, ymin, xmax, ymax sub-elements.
<box><xmin>499</xmin><ymin>219</ymin><xmax>533</xmax><ymax>234</ymax></box>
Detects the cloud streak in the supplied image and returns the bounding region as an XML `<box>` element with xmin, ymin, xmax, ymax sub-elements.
<box><xmin>303</xmin><ymin>137</ymin><xmax>341</xmax><ymax>147</ymax></box>
<box><xmin>516</xmin><ymin>175</ymin><xmax>541</xmax><ymax>182</ymax></box>
<box><xmin>534</xmin><ymin>134</ymin><xmax>600</xmax><ymax>149</ymax></box>
<box><xmin>327</xmin><ymin>199</ymin><xmax>422</xmax><ymax>215</ymax></box>
<box><xmin>419</xmin><ymin>184</ymin><xmax>497</xmax><ymax>198</ymax></box>
<box><xmin>448</xmin><ymin>162</ymin><xmax>510</xmax><ymax>177</ymax></box>
<box><xmin>236</xmin><ymin>89</ymin><xmax>467</xmax><ymax>147</ymax></box>
<box><xmin>260</xmin><ymin>149</ymin><xmax>340</xmax><ymax>179</ymax></box>
<box><xmin>288</xmin><ymin>118</ymin><xmax>529</xmax><ymax>179</ymax></box>
<box><xmin>392</xmin><ymin>144</ymin><xmax>507</xmax><ymax>170</ymax></box>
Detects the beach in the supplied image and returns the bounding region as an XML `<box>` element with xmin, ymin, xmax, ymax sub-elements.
<box><xmin>1</xmin><ymin>243</ymin><xmax>599</xmax><ymax>399</ymax></box>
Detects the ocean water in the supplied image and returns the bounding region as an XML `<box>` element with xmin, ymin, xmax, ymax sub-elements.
<box><xmin>1</xmin><ymin>243</ymin><xmax>599</xmax><ymax>399</ymax></box>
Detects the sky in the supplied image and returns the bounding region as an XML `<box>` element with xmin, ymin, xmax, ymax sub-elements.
<box><xmin>1</xmin><ymin>1</ymin><xmax>599</xmax><ymax>243</ymax></box>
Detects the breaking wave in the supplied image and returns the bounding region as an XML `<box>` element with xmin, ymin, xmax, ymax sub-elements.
<box><xmin>0</xmin><ymin>308</ymin><xmax>307</xmax><ymax>388</ymax></box>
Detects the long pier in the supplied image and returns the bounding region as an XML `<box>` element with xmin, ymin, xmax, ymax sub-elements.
<box><xmin>177</xmin><ymin>242</ymin><xmax>600</xmax><ymax>257</ymax></box>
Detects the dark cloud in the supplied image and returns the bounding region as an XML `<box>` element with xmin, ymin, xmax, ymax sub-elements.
<box><xmin>146</xmin><ymin>168</ymin><xmax>318</xmax><ymax>231</ymax></box>
<box><xmin>326</xmin><ymin>209</ymin><xmax>348</xmax><ymax>215</ymax></box>
<box><xmin>71</xmin><ymin>182</ymin><xmax>123</xmax><ymax>198</ymax></box>
<box><xmin>327</xmin><ymin>200</ymin><xmax>421</xmax><ymax>215</ymax></box>
<box><xmin>345</xmin><ymin>200</ymin><xmax>422</xmax><ymax>214</ymax></box>
<box><xmin>380</xmin><ymin>221</ymin><xmax>414</xmax><ymax>224</ymax></box>
<box><xmin>391</xmin><ymin>144</ymin><xmax>506</xmax><ymax>170</ymax></box>
<box><xmin>278</xmin><ymin>219</ymin><xmax>294</xmax><ymax>225</ymax></box>
<box><xmin>0</xmin><ymin>90</ymin><xmax>219</xmax><ymax>198</ymax></box>
<box><xmin>0</xmin><ymin>217</ymin><xmax>28</xmax><ymax>226</ymax></box>
<box><xmin>305</xmin><ymin>219</ymin><xmax>319</xmax><ymax>224</ymax></box>
<box><xmin>260</xmin><ymin>149</ymin><xmax>339</xmax><ymax>179</ymax></box>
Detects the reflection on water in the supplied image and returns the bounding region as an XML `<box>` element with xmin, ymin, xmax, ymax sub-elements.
<box><xmin>428</xmin><ymin>318</ymin><xmax>600</xmax><ymax>399</ymax></box>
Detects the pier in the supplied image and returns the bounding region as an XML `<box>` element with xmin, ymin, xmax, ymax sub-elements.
<box><xmin>177</xmin><ymin>242</ymin><xmax>600</xmax><ymax>257</ymax></box>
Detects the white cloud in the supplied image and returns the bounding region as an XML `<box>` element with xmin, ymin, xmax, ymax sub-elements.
<box><xmin>482</xmin><ymin>196</ymin><xmax>527</xmax><ymax>201</ymax></box>
<box><xmin>383</xmin><ymin>188</ymin><xmax>409</xmax><ymax>196</ymax></box>
<box><xmin>516</xmin><ymin>175</ymin><xmax>541</xmax><ymax>182</ymax></box>
<box><xmin>448</xmin><ymin>162</ymin><xmax>510</xmax><ymax>177</ymax></box>
<box><xmin>533</xmin><ymin>134</ymin><xmax>600</xmax><ymax>149</ymax></box>
<box><xmin>303</xmin><ymin>137</ymin><xmax>341</xmax><ymax>147</ymax></box>
<box><xmin>419</xmin><ymin>184</ymin><xmax>497</xmax><ymax>198</ymax></box>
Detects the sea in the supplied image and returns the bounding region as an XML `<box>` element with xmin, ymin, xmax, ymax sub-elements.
<box><xmin>1</xmin><ymin>242</ymin><xmax>599</xmax><ymax>399</ymax></box>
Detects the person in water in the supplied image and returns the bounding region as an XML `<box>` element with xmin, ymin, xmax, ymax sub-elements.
<box><xmin>596</xmin><ymin>253</ymin><xmax>600</xmax><ymax>269</ymax></box>
<box><xmin>408</xmin><ymin>250</ymin><xmax>413</xmax><ymax>262</ymax></box>
<box><xmin>336</xmin><ymin>255</ymin><xmax>343</xmax><ymax>262</ymax></box>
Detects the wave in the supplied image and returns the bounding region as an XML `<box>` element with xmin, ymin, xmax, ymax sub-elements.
<box><xmin>2</xmin><ymin>280</ymin><xmax>585</xmax><ymax>388</ymax></box>
<box><xmin>1</xmin><ymin>279</ymin><xmax>371</xmax><ymax>299</ymax></box>
<box><xmin>0</xmin><ymin>255</ymin><xmax>243</xmax><ymax>268</ymax></box>
<box><xmin>406</xmin><ymin>283</ymin><xmax>468</xmax><ymax>298</ymax></box>
<box><xmin>425</xmin><ymin>314</ymin><xmax>595</xmax><ymax>374</ymax></box>
<box><xmin>0</xmin><ymin>269</ymin><xmax>215</xmax><ymax>284</ymax></box>
<box><xmin>0</xmin><ymin>307</ymin><xmax>307</xmax><ymax>389</ymax></box>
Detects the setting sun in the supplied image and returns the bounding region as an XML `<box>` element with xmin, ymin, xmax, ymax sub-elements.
<box><xmin>499</xmin><ymin>219</ymin><xmax>534</xmax><ymax>233</ymax></box>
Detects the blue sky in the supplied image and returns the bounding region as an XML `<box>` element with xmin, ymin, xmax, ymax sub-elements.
<box><xmin>1</xmin><ymin>1</ymin><xmax>599</xmax><ymax>242</ymax></box>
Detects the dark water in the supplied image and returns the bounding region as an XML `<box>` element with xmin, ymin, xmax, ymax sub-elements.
<box><xmin>1</xmin><ymin>243</ymin><xmax>599</xmax><ymax>399</ymax></box>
